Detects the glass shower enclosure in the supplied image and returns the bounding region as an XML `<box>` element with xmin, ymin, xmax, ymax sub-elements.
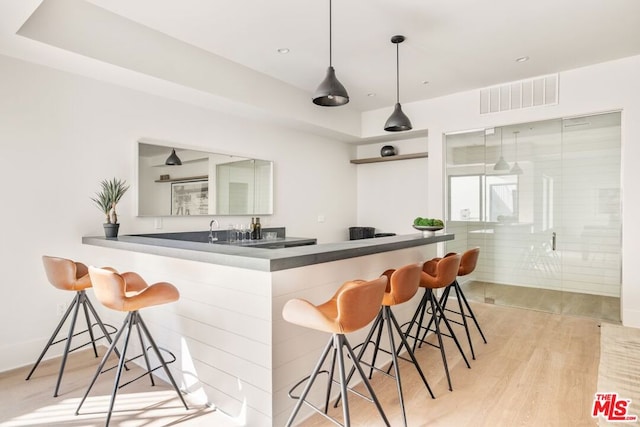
<box><xmin>444</xmin><ymin>112</ymin><xmax>621</xmax><ymax>321</ymax></box>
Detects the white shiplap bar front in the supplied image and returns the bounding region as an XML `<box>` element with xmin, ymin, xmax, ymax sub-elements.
<box><xmin>82</xmin><ymin>232</ymin><xmax>453</xmax><ymax>426</ymax></box>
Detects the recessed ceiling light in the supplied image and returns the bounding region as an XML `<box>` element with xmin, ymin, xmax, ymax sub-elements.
<box><xmin>516</xmin><ymin>56</ymin><xmax>529</xmax><ymax>63</ymax></box>
<box><xmin>277</xmin><ymin>48</ymin><xmax>290</xmax><ymax>54</ymax></box>
<box><xmin>367</xmin><ymin>93</ymin><xmax>376</xmax><ymax>97</ymax></box>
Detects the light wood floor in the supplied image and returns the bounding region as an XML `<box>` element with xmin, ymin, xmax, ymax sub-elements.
<box><xmin>0</xmin><ymin>302</ymin><xmax>604</xmax><ymax>426</ymax></box>
<box><xmin>297</xmin><ymin>302</ymin><xmax>603</xmax><ymax>426</ymax></box>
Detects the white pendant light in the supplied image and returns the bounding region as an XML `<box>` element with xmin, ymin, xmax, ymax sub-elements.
<box><xmin>312</xmin><ymin>0</ymin><xmax>349</xmax><ymax>106</ymax></box>
<box><xmin>493</xmin><ymin>130</ymin><xmax>509</xmax><ymax>171</ymax></box>
<box><xmin>510</xmin><ymin>131</ymin><xmax>523</xmax><ymax>174</ymax></box>
<box><xmin>384</xmin><ymin>35</ymin><xmax>412</xmax><ymax>132</ymax></box>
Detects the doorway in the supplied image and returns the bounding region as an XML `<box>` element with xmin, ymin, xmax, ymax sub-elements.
<box><xmin>444</xmin><ymin>112</ymin><xmax>622</xmax><ymax>322</ymax></box>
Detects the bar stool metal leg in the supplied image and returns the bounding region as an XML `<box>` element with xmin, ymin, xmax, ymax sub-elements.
<box><xmin>134</xmin><ymin>318</ymin><xmax>156</xmax><ymax>386</ymax></box>
<box><xmin>25</xmin><ymin>290</ymin><xmax>119</xmax><ymax>397</ymax></box>
<box><xmin>283</xmin><ymin>277</ymin><xmax>390</xmax><ymax>427</ymax></box>
<box><xmin>286</xmin><ymin>334</ymin><xmax>389</xmax><ymax>427</ymax></box>
<box><xmin>75</xmin><ymin>314</ymin><xmax>129</xmax><ymax>421</ymax></box>
<box><xmin>343</xmin><ymin>306</ymin><xmax>434</xmax><ymax>427</ymax></box>
<box><xmin>440</xmin><ymin>279</ymin><xmax>488</xmax><ymax>360</ymax></box>
<box><xmin>401</xmin><ymin>255</ymin><xmax>472</xmax><ymax>391</ymax></box>
<box><xmin>423</xmin><ymin>288</ymin><xmax>471</xmax><ymax>391</ymax></box>
<box><xmin>286</xmin><ymin>337</ymin><xmax>334</xmax><ymax>426</ymax></box>
<box><xmin>348</xmin><ymin>263</ymin><xmax>437</xmax><ymax>426</ymax></box>
<box><xmin>76</xmin><ymin>311</ymin><xmax>187</xmax><ymax>426</ymax></box>
<box><xmin>137</xmin><ymin>314</ymin><xmax>189</xmax><ymax>410</ymax></box>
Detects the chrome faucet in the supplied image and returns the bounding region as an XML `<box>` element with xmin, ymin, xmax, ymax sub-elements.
<box><xmin>208</xmin><ymin>218</ymin><xmax>219</xmax><ymax>243</ymax></box>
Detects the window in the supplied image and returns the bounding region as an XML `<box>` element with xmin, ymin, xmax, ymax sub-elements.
<box><xmin>449</xmin><ymin>174</ymin><xmax>519</xmax><ymax>222</ymax></box>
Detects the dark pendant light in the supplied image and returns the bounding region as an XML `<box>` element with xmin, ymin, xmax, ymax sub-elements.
<box><xmin>312</xmin><ymin>0</ymin><xmax>349</xmax><ymax>106</ymax></box>
<box><xmin>384</xmin><ymin>35</ymin><xmax>412</xmax><ymax>132</ymax></box>
<box><xmin>493</xmin><ymin>130</ymin><xmax>509</xmax><ymax>171</ymax></box>
<box><xmin>510</xmin><ymin>131</ymin><xmax>523</xmax><ymax>174</ymax></box>
<box><xmin>165</xmin><ymin>148</ymin><xmax>182</xmax><ymax>166</ymax></box>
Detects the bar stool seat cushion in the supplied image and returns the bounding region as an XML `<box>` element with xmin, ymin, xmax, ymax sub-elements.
<box><xmin>282</xmin><ymin>277</ymin><xmax>387</xmax><ymax>334</ymax></box>
<box><xmin>89</xmin><ymin>268</ymin><xmax>179</xmax><ymax>312</ymax></box>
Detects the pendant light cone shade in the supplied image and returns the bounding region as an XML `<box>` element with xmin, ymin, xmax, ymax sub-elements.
<box><xmin>494</xmin><ymin>156</ymin><xmax>509</xmax><ymax>170</ymax></box>
<box><xmin>493</xmin><ymin>131</ymin><xmax>509</xmax><ymax>170</ymax></box>
<box><xmin>385</xmin><ymin>103</ymin><xmax>412</xmax><ymax>131</ymax></box>
<box><xmin>385</xmin><ymin>35</ymin><xmax>412</xmax><ymax>132</ymax></box>
<box><xmin>510</xmin><ymin>131</ymin><xmax>523</xmax><ymax>174</ymax></box>
<box><xmin>313</xmin><ymin>66</ymin><xmax>349</xmax><ymax>106</ymax></box>
<box><xmin>312</xmin><ymin>0</ymin><xmax>349</xmax><ymax>106</ymax></box>
<box><xmin>510</xmin><ymin>162</ymin><xmax>523</xmax><ymax>174</ymax></box>
<box><xmin>165</xmin><ymin>148</ymin><xmax>182</xmax><ymax>166</ymax></box>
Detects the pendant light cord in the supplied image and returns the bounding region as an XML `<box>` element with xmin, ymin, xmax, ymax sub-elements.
<box><xmin>395</xmin><ymin>42</ymin><xmax>400</xmax><ymax>103</ymax></box>
<box><xmin>329</xmin><ymin>0</ymin><xmax>332</xmax><ymax>66</ymax></box>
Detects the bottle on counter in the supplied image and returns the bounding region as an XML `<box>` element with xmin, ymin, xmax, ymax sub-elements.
<box><xmin>250</xmin><ymin>217</ymin><xmax>256</xmax><ymax>240</ymax></box>
<box><xmin>255</xmin><ymin>217</ymin><xmax>262</xmax><ymax>240</ymax></box>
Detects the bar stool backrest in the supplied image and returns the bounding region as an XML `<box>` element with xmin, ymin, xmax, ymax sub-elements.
<box><xmin>458</xmin><ymin>247</ymin><xmax>480</xmax><ymax>276</ymax></box>
<box><xmin>443</xmin><ymin>248</ymin><xmax>480</xmax><ymax>277</ymax></box>
<box><xmin>421</xmin><ymin>254</ymin><xmax>462</xmax><ymax>289</ymax></box>
<box><xmin>381</xmin><ymin>263</ymin><xmax>422</xmax><ymax>306</ymax></box>
<box><xmin>336</xmin><ymin>277</ymin><xmax>387</xmax><ymax>332</ymax></box>
<box><xmin>42</xmin><ymin>255</ymin><xmax>91</xmax><ymax>291</ymax></box>
<box><xmin>283</xmin><ymin>276</ymin><xmax>387</xmax><ymax>334</ymax></box>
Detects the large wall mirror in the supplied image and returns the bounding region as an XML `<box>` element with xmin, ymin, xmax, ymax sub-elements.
<box><xmin>137</xmin><ymin>142</ymin><xmax>273</xmax><ymax>216</ymax></box>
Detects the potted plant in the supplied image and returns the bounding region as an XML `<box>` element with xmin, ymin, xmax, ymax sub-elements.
<box><xmin>91</xmin><ymin>177</ymin><xmax>129</xmax><ymax>239</ymax></box>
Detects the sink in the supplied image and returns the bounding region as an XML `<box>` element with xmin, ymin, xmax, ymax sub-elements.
<box><xmin>132</xmin><ymin>231</ymin><xmax>211</xmax><ymax>243</ymax></box>
<box><xmin>130</xmin><ymin>229</ymin><xmax>316</xmax><ymax>249</ymax></box>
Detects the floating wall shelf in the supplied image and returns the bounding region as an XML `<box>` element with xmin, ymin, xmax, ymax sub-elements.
<box><xmin>154</xmin><ymin>175</ymin><xmax>208</xmax><ymax>183</ymax></box>
<box><xmin>350</xmin><ymin>152</ymin><xmax>428</xmax><ymax>164</ymax></box>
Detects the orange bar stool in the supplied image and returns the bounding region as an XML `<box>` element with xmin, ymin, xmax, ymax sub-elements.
<box><xmin>26</xmin><ymin>256</ymin><xmax>119</xmax><ymax>397</ymax></box>
<box><xmin>437</xmin><ymin>248</ymin><xmax>487</xmax><ymax>360</ymax></box>
<box><xmin>339</xmin><ymin>263</ymin><xmax>435</xmax><ymax>427</ymax></box>
<box><xmin>76</xmin><ymin>267</ymin><xmax>188</xmax><ymax>426</ymax></box>
<box><xmin>282</xmin><ymin>276</ymin><xmax>390</xmax><ymax>427</ymax></box>
<box><xmin>403</xmin><ymin>254</ymin><xmax>470</xmax><ymax>391</ymax></box>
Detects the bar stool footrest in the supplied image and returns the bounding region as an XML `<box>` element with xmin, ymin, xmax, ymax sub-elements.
<box><xmin>100</xmin><ymin>345</ymin><xmax>178</xmax><ymax>389</ymax></box>
<box><xmin>53</xmin><ymin>322</ymin><xmax>119</xmax><ymax>354</ymax></box>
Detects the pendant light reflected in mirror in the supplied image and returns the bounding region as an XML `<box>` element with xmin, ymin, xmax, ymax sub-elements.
<box><xmin>493</xmin><ymin>130</ymin><xmax>509</xmax><ymax>171</ymax></box>
<box><xmin>165</xmin><ymin>148</ymin><xmax>182</xmax><ymax>166</ymax></box>
<box><xmin>384</xmin><ymin>35</ymin><xmax>412</xmax><ymax>132</ymax></box>
<box><xmin>312</xmin><ymin>0</ymin><xmax>349</xmax><ymax>106</ymax></box>
<box><xmin>510</xmin><ymin>131</ymin><xmax>523</xmax><ymax>174</ymax></box>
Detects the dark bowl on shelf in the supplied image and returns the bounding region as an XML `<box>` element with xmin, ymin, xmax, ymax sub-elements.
<box><xmin>380</xmin><ymin>145</ymin><xmax>396</xmax><ymax>157</ymax></box>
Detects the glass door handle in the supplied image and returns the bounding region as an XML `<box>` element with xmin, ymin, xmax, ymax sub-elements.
<box><xmin>552</xmin><ymin>232</ymin><xmax>556</xmax><ymax>251</ymax></box>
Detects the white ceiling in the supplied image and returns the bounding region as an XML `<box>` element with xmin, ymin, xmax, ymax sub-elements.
<box><xmin>2</xmin><ymin>0</ymin><xmax>640</xmax><ymax>134</ymax></box>
<box><xmin>87</xmin><ymin>0</ymin><xmax>640</xmax><ymax>110</ymax></box>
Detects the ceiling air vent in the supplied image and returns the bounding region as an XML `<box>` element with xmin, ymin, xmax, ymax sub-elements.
<box><xmin>480</xmin><ymin>74</ymin><xmax>558</xmax><ymax>114</ymax></box>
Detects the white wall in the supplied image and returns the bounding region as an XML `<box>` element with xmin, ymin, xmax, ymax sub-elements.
<box><xmin>361</xmin><ymin>55</ymin><xmax>640</xmax><ymax>327</ymax></box>
<box><xmin>355</xmin><ymin>137</ymin><xmax>429</xmax><ymax>236</ymax></box>
<box><xmin>4</xmin><ymin>47</ymin><xmax>640</xmax><ymax>376</ymax></box>
<box><xmin>0</xmin><ymin>53</ymin><xmax>358</xmax><ymax>371</ymax></box>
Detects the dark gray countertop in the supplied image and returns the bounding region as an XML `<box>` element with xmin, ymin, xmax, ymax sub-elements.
<box><xmin>82</xmin><ymin>232</ymin><xmax>454</xmax><ymax>272</ymax></box>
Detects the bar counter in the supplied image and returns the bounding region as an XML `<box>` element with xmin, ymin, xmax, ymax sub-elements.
<box><xmin>82</xmin><ymin>232</ymin><xmax>453</xmax><ymax>271</ymax></box>
<box><xmin>82</xmin><ymin>231</ymin><xmax>453</xmax><ymax>426</ymax></box>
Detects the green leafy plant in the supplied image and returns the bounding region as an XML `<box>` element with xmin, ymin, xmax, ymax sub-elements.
<box><xmin>413</xmin><ymin>217</ymin><xmax>444</xmax><ymax>227</ymax></box>
<box><xmin>91</xmin><ymin>178</ymin><xmax>129</xmax><ymax>224</ymax></box>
